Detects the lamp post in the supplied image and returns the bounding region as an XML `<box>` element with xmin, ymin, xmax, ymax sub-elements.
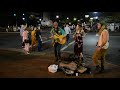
<box><xmin>14</xmin><ymin>13</ymin><xmax>17</xmax><ymax>27</ymax></box>
<box><xmin>85</xmin><ymin>15</ymin><xmax>89</xmax><ymax>24</ymax></box>
<box><xmin>56</xmin><ymin>15</ymin><xmax>59</xmax><ymax>19</ymax></box>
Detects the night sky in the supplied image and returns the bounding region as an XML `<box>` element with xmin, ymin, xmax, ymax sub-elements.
<box><xmin>0</xmin><ymin>12</ymin><xmax>120</xmax><ymax>27</ymax></box>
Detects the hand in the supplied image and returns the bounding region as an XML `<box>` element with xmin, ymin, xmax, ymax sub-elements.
<box><xmin>49</xmin><ymin>36</ymin><xmax>53</xmax><ymax>39</ymax></box>
<box><xmin>97</xmin><ymin>47</ymin><xmax>101</xmax><ymax>51</ymax></box>
<box><xmin>41</xmin><ymin>39</ymin><xmax>43</xmax><ymax>41</ymax></box>
<box><xmin>59</xmin><ymin>38</ymin><xmax>62</xmax><ymax>42</ymax></box>
<box><xmin>96</xmin><ymin>42</ymin><xmax>98</xmax><ymax>46</ymax></box>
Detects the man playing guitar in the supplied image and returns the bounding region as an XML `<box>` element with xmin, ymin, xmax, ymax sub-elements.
<box><xmin>50</xmin><ymin>21</ymin><xmax>66</xmax><ymax>63</ymax></box>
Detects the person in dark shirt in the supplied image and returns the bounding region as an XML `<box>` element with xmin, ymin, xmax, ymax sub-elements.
<box><xmin>36</xmin><ymin>27</ymin><xmax>42</xmax><ymax>51</ymax></box>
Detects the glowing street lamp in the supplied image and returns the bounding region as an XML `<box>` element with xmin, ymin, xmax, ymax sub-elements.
<box><xmin>23</xmin><ymin>13</ymin><xmax>25</xmax><ymax>15</ymax></box>
<box><xmin>22</xmin><ymin>18</ymin><xmax>25</xmax><ymax>20</ymax></box>
<box><xmin>56</xmin><ymin>15</ymin><xmax>59</xmax><ymax>18</ymax></box>
<box><xmin>14</xmin><ymin>14</ymin><xmax>17</xmax><ymax>26</ymax></box>
<box><xmin>14</xmin><ymin>14</ymin><xmax>16</xmax><ymax>16</ymax></box>
<box><xmin>67</xmin><ymin>17</ymin><xmax>69</xmax><ymax>20</ymax></box>
<box><xmin>90</xmin><ymin>17</ymin><xmax>93</xmax><ymax>20</ymax></box>
<box><xmin>74</xmin><ymin>18</ymin><xmax>77</xmax><ymax>21</ymax></box>
<box><xmin>39</xmin><ymin>19</ymin><xmax>41</xmax><ymax>21</ymax></box>
<box><xmin>85</xmin><ymin>15</ymin><xmax>89</xmax><ymax>18</ymax></box>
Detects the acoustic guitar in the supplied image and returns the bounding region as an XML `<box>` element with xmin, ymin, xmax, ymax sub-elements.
<box><xmin>50</xmin><ymin>33</ymin><xmax>66</xmax><ymax>46</ymax></box>
<box><xmin>59</xmin><ymin>61</ymin><xmax>77</xmax><ymax>71</ymax></box>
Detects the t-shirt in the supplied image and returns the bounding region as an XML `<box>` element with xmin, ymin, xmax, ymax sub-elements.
<box><xmin>36</xmin><ymin>30</ymin><xmax>41</xmax><ymax>40</ymax></box>
<box><xmin>50</xmin><ymin>27</ymin><xmax>66</xmax><ymax>36</ymax></box>
<box><xmin>98</xmin><ymin>29</ymin><xmax>109</xmax><ymax>49</ymax></box>
<box><xmin>50</xmin><ymin>27</ymin><xmax>66</xmax><ymax>43</ymax></box>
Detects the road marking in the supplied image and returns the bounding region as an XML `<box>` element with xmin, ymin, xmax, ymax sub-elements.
<box><xmin>42</xmin><ymin>39</ymin><xmax>51</xmax><ymax>43</ymax></box>
<box><xmin>61</xmin><ymin>41</ymin><xmax>75</xmax><ymax>51</ymax></box>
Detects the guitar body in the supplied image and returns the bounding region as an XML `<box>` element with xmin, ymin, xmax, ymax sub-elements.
<box><xmin>53</xmin><ymin>34</ymin><xmax>66</xmax><ymax>45</ymax></box>
<box><xmin>59</xmin><ymin>62</ymin><xmax>77</xmax><ymax>71</ymax></box>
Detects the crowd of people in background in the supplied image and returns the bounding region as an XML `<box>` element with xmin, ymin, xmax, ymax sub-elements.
<box><xmin>20</xmin><ymin>24</ymin><xmax>43</xmax><ymax>54</ymax></box>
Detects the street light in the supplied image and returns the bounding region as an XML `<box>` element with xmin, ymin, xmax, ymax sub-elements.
<box><xmin>90</xmin><ymin>17</ymin><xmax>93</xmax><ymax>20</ymax></box>
<box><xmin>23</xmin><ymin>13</ymin><xmax>25</xmax><ymax>15</ymax></box>
<box><xmin>39</xmin><ymin>19</ymin><xmax>41</xmax><ymax>21</ymax></box>
<box><xmin>85</xmin><ymin>15</ymin><xmax>89</xmax><ymax>24</ymax></box>
<box><xmin>22</xmin><ymin>18</ymin><xmax>25</xmax><ymax>20</ymax></box>
<box><xmin>85</xmin><ymin>15</ymin><xmax>89</xmax><ymax>18</ymax></box>
<box><xmin>74</xmin><ymin>18</ymin><xmax>77</xmax><ymax>21</ymax></box>
<box><xmin>67</xmin><ymin>17</ymin><xmax>69</xmax><ymax>20</ymax></box>
<box><xmin>69</xmin><ymin>22</ymin><xmax>71</xmax><ymax>25</ymax></box>
<box><xmin>56</xmin><ymin>15</ymin><xmax>59</xmax><ymax>19</ymax></box>
<box><xmin>14</xmin><ymin>14</ymin><xmax>17</xmax><ymax>26</ymax></box>
<box><xmin>14</xmin><ymin>14</ymin><xmax>16</xmax><ymax>16</ymax></box>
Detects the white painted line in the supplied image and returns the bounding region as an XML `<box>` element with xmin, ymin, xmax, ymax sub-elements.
<box><xmin>61</xmin><ymin>41</ymin><xmax>75</xmax><ymax>51</ymax></box>
<box><xmin>42</xmin><ymin>39</ymin><xmax>51</xmax><ymax>43</ymax></box>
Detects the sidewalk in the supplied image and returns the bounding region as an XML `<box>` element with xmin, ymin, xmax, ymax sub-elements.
<box><xmin>0</xmin><ymin>49</ymin><xmax>120</xmax><ymax>78</ymax></box>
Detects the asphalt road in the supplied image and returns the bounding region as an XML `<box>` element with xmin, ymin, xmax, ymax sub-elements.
<box><xmin>0</xmin><ymin>31</ymin><xmax>120</xmax><ymax>66</ymax></box>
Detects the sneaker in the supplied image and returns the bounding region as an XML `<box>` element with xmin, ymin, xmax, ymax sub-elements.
<box><xmin>26</xmin><ymin>52</ymin><xmax>30</xmax><ymax>54</ymax></box>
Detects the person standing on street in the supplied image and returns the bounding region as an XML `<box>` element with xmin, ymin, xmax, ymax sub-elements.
<box><xmin>22</xmin><ymin>27</ymin><xmax>30</xmax><ymax>54</ymax></box>
<box><xmin>36</xmin><ymin>27</ymin><xmax>43</xmax><ymax>51</ymax></box>
<box><xmin>92</xmin><ymin>20</ymin><xmax>109</xmax><ymax>74</ymax></box>
<box><xmin>20</xmin><ymin>25</ymin><xmax>25</xmax><ymax>48</ymax></box>
<box><xmin>73</xmin><ymin>24</ymin><xmax>85</xmax><ymax>66</ymax></box>
<box><xmin>64</xmin><ymin>24</ymin><xmax>71</xmax><ymax>45</ymax></box>
<box><xmin>50</xmin><ymin>21</ymin><xmax>66</xmax><ymax>63</ymax></box>
<box><xmin>31</xmin><ymin>27</ymin><xmax>37</xmax><ymax>51</ymax></box>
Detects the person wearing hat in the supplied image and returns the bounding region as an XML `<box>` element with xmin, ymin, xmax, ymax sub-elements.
<box><xmin>92</xmin><ymin>20</ymin><xmax>109</xmax><ymax>73</ymax></box>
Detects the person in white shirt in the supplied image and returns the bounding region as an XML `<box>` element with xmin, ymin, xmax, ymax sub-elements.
<box><xmin>64</xmin><ymin>24</ymin><xmax>71</xmax><ymax>44</ymax></box>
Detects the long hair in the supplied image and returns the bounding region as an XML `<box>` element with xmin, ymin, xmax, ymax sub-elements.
<box><xmin>98</xmin><ymin>24</ymin><xmax>107</xmax><ymax>36</ymax></box>
<box><xmin>97</xmin><ymin>20</ymin><xmax>107</xmax><ymax>35</ymax></box>
<box><xmin>76</xmin><ymin>24</ymin><xmax>83</xmax><ymax>33</ymax></box>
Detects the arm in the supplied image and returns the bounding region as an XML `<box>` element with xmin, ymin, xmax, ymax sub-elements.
<box><xmin>81</xmin><ymin>29</ymin><xmax>86</xmax><ymax>37</ymax></box>
<box><xmin>73</xmin><ymin>32</ymin><xmax>76</xmax><ymax>40</ymax></box>
<box><xmin>39</xmin><ymin>35</ymin><xmax>43</xmax><ymax>41</ymax></box>
<box><xmin>39</xmin><ymin>32</ymin><xmax>43</xmax><ymax>41</ymax></box>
